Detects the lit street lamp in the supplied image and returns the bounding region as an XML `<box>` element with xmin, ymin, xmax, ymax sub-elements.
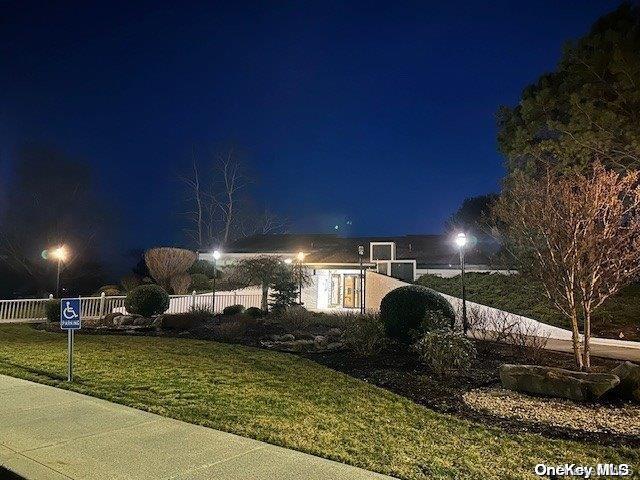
<box><xmin>212</xmin><ymin>250</ymin><xmax>221</xmax><ymax>313</ymax></box>
<box><xmin>49</xmin><ymin>245</ymin><xmax>68</xmax><ymax>297</ymax></box>
<box><xmin>455</xmin><ymin>233</ymin><xmax>468</xmax><ymax>334</ymax></box>
<box><xmin>297</xmin><ymin>251</ymin><xmax>305</xmax><ymax>305</ymax></box>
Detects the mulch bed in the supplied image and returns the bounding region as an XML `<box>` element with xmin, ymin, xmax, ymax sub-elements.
<box><xmin>299</xmin><ymin>341</ymin><xmax>638</xmax><ymax>447</ymax></box>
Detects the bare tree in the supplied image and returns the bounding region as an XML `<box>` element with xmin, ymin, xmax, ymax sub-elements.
<box><xmin>495</xmin><ymin>163</ymin><xmax>640</xmax><ymax>370</ymax></box>
<box><xmin>239</xmin><ymin>208</ymin><xmax>289</xmax><ymax>237</ymax></box>
<box><xmin>0</xmin><ymin>145</ymin><xmax>110</xmax><ymax>296</ymax></box>
<box><xmin>214</xmin><ymin>149</ymin><xmax>246</xmax><ymax>246</ymax></box>
<box><xmin>182</xmin><ymin>147</ymin><xmax>287</xmax><ymax>249</ymax></box>
<box><xmin>181</xmin><ymin>153</ymin><xmax>205</xmax><ymax>249</ymax></box>
<box><xmin>144</xmin><ymin>247</ymin><xmax>197</xmax><ymax>293</ymax></box>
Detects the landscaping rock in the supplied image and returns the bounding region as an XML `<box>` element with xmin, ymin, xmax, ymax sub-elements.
<box><xmin>273</xmin><ymin>339</ymin><xmax>315</xmax><ymax>352</ymax></box>
<box><xmin>314</xmin><ymin>335</ymin><xmax>327</xmax><ymax>346</ymax></box>
<box><xmin>327</xmin><ymin>328</ymin><xmax>342</xmax><ymax>338</ymax></box>
<box><xmin>280</xmin><ymin>333</ymin><xmax>295</xmax><ymax>342</ymax></box>
<box><xmin>325</xmin><ymin>341</ymin><xmax>344</xmax><ymax>351</ymax></box>
<box><xmin>610</xmin><ymin>361</ymin><xmax>640</xmax><ymax>402</ymax></box>
<box><xmin>133</xmin><ymin>317</ymin><xmax>154</xmax><ymax>327</ymax></box>
<box><xmin>102</xmin><ymin>312</ymin><xmax>121</xmax><ymax>326</ymax></box>
<box><xmin>499</xmin><ymin>364</ymin><xmax>620</xmax><ymax>402</ymax></box>
<box><xmin>113</xmin><ymin>315</ymin><xmax>138</xmax><ymax>327</ymax></box>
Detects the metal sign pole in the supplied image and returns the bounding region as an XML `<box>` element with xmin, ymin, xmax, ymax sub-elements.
<box><xmin>68</xmin><ymin>329</ymin><xmax>73</xmax><ymax>382</ymax></box>
<box><xmin>61</xmin><ymin>297</ymin><xmax>81</xmax><ymax>382</ymax></box>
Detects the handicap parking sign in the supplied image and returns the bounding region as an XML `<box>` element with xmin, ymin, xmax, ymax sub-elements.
<box><xmin>60</xmin><ymin>298</ymin><xmax>81</xmax><ymax>330</ymax></box>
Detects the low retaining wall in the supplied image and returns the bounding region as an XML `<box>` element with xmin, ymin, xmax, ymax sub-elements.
<box><xmin>364</xmin><ymin>271</ymin><xmax>640</xmax><ymax>362</ymax></box>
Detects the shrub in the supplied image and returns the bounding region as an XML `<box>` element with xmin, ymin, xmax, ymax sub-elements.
<box><xmin>96</xmin><ymin>284</ymin><xmax>122</xmax><ymax>296</ymax></box>
<box><xmin>190</xmin><ymin>273</ymin><xmax>211</xmax><ymax>292</ymax></box>
<box><xmin>212</xmin><ymin>317</ymin><xmax>252</xmax><ymax>342</ymax></box>
<box><xmin>223</xmin><ymin>304</ymin><xmax>245</xmax><ymax>315</ymax></box>
<box><xmin>161</xmin><ymin>309</ymin><xmax>213</xmax><ymax>330</ymax></box>
<box><xmin>124</xmin><ymin>284</ymin><xmax>170</xmax><ymax>317</ymax></box>
<box><xmin>380</xmin><ymin>285</ymin><xmax>455</xmax><ymax>343</ymax></box>
<box><xmin>342</xmin><ymin>313</ymin><xmax>386</xmax><ymax>357</ymax></box>
<box><xmin>268</xmin><ymin>305</ymin><xmax>314</xmax><ymax>331</ymax></box>
<box><xmin>412</xmin><ymin>330</ymin><xmax>476</xmax><ymax>376</ymax></box>
<box><xmin>189</xmin><ymin>259</ymin><xmax>219</xmax><ymax>278</ymax></box>
<box><xmin>245</xmin><ymin>307</ymin><xmax>265</xmax><ymax>318</ymax></box>
<box><xmin>45</xmin><ymin>299</ymin><xmax>61</xmax><ymax>323</ymax></box>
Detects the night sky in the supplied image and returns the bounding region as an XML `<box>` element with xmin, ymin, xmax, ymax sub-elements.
<box><xmin>1</xmin><ymin>1</ymin><xmax>622</xmax><ymax>252</ymax></box>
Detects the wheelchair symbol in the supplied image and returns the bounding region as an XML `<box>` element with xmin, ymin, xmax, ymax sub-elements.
<box><xmin>63</xmin><ymin>302</ymin><xmax>79</xmax><ymax>320</ymax></box>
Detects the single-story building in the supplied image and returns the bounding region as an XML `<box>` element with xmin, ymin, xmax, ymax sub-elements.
<box><xmin>198</xmin><ymin>233</ymin><xmax>509</xmax><ymax>311</ymax></box>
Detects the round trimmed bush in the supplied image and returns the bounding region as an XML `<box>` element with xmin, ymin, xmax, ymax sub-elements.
<box><xmin>380</xmin><ymin>285</ymin><xmax>455</xmax><ymax>343</ymax></box>
<box><xmin>245</xmin><ymin>307</ymin><xmax>265</xmax><ymax>318</ymax></box>
<box><xmin>223</xmin><ymin>304</ymin><xmax>245</xmax><ymax>315</ymax></box>
<box><xmin>124</xmin><ymin>284</ymin><xmax>170</xmax><ymax>317</ymax></box>
<box><xmin>45</xmin><ymin>299</ymin><xmax>61</xmax><ymax>323</ymax></box>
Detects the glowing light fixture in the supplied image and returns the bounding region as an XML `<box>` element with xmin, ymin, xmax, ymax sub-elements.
<box><xmin>51</xmin><ymin>245</ymin><xmax>68</xmax><ymax>261</ymax></box>
<box><xmin>47</xmin><ymin>244</ymin><xmax>69</xmax><ymax>297</ymax></box>
<box><xmin>455</xmin><ymin>232</ymin><xmax>467</xmax><ymax>248</ymax></box>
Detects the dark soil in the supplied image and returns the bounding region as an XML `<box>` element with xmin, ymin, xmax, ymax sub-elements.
<box><xmin>300</xmin><ymin>341</ymin><xmax>639</xmax><ymax>447</ymax></box>
<box><xmin>0</xmin><ymin>466</ymin><xmax>25</xmax><ymax>480</ymax></box>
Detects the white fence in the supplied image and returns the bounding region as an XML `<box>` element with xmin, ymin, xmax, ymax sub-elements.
<box><xmin>0</xmin><ymin>289</ymin><xmax>262</xmax><ymax>324</ymax></box>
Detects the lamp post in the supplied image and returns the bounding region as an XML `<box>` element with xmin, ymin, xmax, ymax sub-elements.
<box><xmin>297</xmin><ymin>251</ymin><xmax>305</xmax><ymax>305</ymax></box>
<box><xmin>358</xmin><ymin>245</ymin><xmax>365</xmax><ymax>314</ymax></box>
<box><xmin>455</xmin><ymin>233</ymin><xmax>468</xmax><ymax>334</ymax></box>
<box><xmin>50</xmin><ymin>245</ymin><xmax>68</xmax><ymax>297</ymax></box>
<box><xmin>212</xmin><ymin>250</ymin><xmax>221</xmax><ymax>313</ymax></box>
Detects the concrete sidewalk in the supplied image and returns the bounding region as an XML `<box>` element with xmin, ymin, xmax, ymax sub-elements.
<box><xmin>0</xmin><ymin>375</ymin><xmax>393</xmax><ymax>480</ymax></box>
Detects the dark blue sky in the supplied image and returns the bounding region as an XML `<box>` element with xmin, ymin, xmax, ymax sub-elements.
<box><xmin>1</xmin><ymin>0</ymin><xmax>621</xmax><ymax>252</ymax></box>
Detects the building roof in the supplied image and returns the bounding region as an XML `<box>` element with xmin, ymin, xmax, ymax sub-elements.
<box><xmin>226</xmin><ymin>234</ymin><xmax>503</xmax><ymax>268</ymax></box>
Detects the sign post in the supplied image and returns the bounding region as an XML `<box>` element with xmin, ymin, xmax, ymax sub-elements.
<box><xmin>60</xmin><ymin>298</ymin><xmax>81</xmax><ymax>382</ymax></box>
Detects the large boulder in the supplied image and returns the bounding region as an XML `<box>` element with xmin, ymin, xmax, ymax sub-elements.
<box><xmin>610</xmin><ymin>361</ymin><xmax>640</xmax><ymax>402</ymax></box>
<box><xmin>499</xmin><ymin>364</ymin><xmax>620</xmax><ymax>402</ymax></box>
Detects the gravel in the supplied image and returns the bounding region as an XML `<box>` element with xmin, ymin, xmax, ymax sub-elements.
<box><xmin>463</xmin><ymin>387</ymin><xmax>640</xmax><ymax>436</ymax></box>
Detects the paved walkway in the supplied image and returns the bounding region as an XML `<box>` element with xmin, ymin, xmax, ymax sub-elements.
<box><xmin>0</xmin><ymin>375</ymin><xmax>393</xmax><ymax>480</ymax></box>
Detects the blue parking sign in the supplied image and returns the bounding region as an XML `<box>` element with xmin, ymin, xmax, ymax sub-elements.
<box><xmin>60</xmin><ymin>298</ymin><xmax>81</xmax><ymax>330</ymax></box>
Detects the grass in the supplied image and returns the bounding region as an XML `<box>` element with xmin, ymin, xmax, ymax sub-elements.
<box><xmin>416</xmin><ymin>273</ymin><xmax>640</xmax><ymax>337</ymax></box>
<box><xmin>0</xmin><ymin>324</ymin><xmax>638</xmax><ymax>479</ymax></box>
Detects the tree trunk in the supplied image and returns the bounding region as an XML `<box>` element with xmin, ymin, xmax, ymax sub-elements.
<box><xmin>582</xmin><ymin>308</ymin><xmax>591</xmax><ymax>371</ymax></box>
<box><xmin>261</xmin><ymin>283</ymin><xmax>269</xmax><ymax>311</ymax></box>
<box><xmin>569</xmin><ymin>311</ymin><xmax>584</xmax><ymax>370</ymax></box>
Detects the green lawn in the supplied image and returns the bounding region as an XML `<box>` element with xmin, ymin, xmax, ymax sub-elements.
<box><xmin>417</xmin><ymin>273</ymin><xmax>640</xmax><ymax>338</ymax></box>
<box><xmin>0</xmin><ymin>325</ymin><xmax>637</xmax><ymax>479</ymax></box>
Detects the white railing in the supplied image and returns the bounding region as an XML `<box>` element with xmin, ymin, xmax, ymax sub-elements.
<box><xmin>0</xmin><ymin>289</ymin><xmax>262</xmax><ymax>323</ymax></box>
